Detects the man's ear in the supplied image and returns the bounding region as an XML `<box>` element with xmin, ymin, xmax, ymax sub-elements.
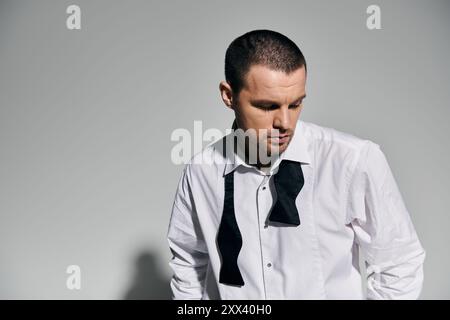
<box><xmin>219</xmin><ymin>81</ymin><xmax>235</xmax><ymax>110</ymax></box>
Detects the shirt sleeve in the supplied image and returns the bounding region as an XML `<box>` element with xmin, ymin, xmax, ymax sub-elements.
<box><xmin>346</xmin><ymin>141</ymin><xmax>426</xmax><ymax>299</ymax></box>
<box><xmin>167</xmin><ymin>165</ymin><xmax>209</xmax><ymax>300</ymax></box>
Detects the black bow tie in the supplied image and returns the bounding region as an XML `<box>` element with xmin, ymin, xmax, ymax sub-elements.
<box><xmin>216</xmin><ymin>159</ymin><xmax>305</xmax><ymax>286</ymax></box>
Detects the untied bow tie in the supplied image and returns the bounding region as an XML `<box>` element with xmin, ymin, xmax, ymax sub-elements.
<box><xmin>216</xmin><ymin>159</ymin><xmax>305</xmax><ymax>286</ymax></box>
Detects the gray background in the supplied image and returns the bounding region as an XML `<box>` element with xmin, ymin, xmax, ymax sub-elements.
<box><xmin>0</xmin><ymin>0</ymin><xmax>449</xmax><ymax>299</ymax></box>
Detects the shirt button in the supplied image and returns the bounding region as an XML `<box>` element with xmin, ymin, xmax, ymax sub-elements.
<box><xmin>262</xmin><ymin>186</ymin><xmax>267</xmax><ymax>190</ymax></box>
<box><xmin>267</xmin><ymin>262</ymin><xmax>272</xmax><ymax>268</ymax></box>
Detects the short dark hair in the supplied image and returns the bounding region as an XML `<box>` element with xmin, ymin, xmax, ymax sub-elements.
<box><xmin>224</xmin><ymin>29</ymin><xmax>307</xmax><ymax>97</ymax></box>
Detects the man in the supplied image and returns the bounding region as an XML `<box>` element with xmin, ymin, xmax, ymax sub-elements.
<box><xmin>167</xmin><ymin>29</ymin><xmax>425</xmax><ymax>299</ymax></box>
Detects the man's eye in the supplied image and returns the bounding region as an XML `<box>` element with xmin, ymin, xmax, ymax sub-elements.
<box><xmin>289</xmin><ymin>104</ymin><xmax>301</xmax><ymax>109</ymax></box>
<box><xmin>256</xmin><ymin>105</ymin><xmax>276</xmax><ymax>110</ymax></box>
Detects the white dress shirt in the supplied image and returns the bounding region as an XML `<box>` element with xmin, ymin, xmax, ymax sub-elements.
<box><xmin>167</xmin><ymin>119</ymin><xmax>425</xmax><ymax>300</ymax></box>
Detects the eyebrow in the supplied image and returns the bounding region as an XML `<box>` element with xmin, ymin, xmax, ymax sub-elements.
<box><xmin>250</xmin><ymin>94</ymin><xmax>307</xmax><ymax>106</ymax></box>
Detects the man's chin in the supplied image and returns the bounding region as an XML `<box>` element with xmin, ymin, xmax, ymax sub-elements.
<box><xmin>266</xmin><ymin>142</ymin><xmax>289</xmax><ymax>157</ymax></box>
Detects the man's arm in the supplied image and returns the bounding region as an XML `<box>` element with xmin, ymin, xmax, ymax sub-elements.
<box><xmin>167</xmin><ymin>165</ymin><xmax>209</xmax><ymax>299</ymax></box>
<box><xmin>347</xmin><ymin>141</ymin><xmax>426</xmax><ymax>299</ymax></box>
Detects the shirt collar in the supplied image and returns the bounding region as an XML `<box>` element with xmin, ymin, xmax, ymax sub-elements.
<box><xmin>222</xmin><ymin>119</ymin><xmax>312</xmax><ymax>176</ymax></box>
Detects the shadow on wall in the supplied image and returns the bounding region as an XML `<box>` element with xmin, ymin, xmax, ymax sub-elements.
<box><xmin>123</xmin><ymin>251</ymin><xmax>172</xmax><ymax>300</ymax></box>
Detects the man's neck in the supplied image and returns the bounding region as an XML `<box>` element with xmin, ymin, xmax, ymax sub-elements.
<box><xmin>232</xmin><ymin>119</ymin><xmax>281</xmax><ymax>170</ymax></box>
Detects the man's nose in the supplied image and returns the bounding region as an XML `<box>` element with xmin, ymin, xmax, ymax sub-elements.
<box><xmin>273</xmin><ymin>106</ymin><xmax>290</xmax><ymax>131</ymax></box>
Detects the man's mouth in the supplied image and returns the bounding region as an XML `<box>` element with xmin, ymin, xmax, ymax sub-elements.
<box><xmin>269</xmin><ymin>135</ymin><xmax>290</xmax><ymax>144</ymax></box>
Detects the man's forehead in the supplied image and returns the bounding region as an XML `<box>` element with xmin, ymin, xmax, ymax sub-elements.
<box><xmin>242</xmin><ymin>65</ymin><xmax>306</xmax><ymax>99</ymax></box>
<box><xmin>245</xmin><ymin>65</ymin><xmax>306</xmax><ymax>92</ymax></box>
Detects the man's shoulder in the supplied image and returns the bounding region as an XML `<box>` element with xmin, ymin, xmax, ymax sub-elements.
<box><xmin>189</xmin><ymin>134</ymin><xmax>228</xmax><ymax>164</ymax></box>
<box><xmin>182</xmin><ymin>134</ymin><xmax>228</xmax><ymax>178</ymax></box>
<box><xmin>300</xmin><ymin>120</ymin><xmax>379</xmax><ymax>154</ymax></box>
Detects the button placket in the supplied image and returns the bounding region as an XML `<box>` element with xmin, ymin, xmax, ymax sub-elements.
<box><xmin>258</xmin><ymin>175</ymin><xmax>270</xmax><ymax>230</ymax></box>
<box><xmin>257</xmin><ymin>174</ymin><xmax>275</xmax><ymax>299</ymax></box>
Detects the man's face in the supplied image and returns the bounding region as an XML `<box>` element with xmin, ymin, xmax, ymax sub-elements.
<box><xmin>229</xmin><ymin>64</ymin><xmax>306</xmax><ymax>157</ymax></box>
